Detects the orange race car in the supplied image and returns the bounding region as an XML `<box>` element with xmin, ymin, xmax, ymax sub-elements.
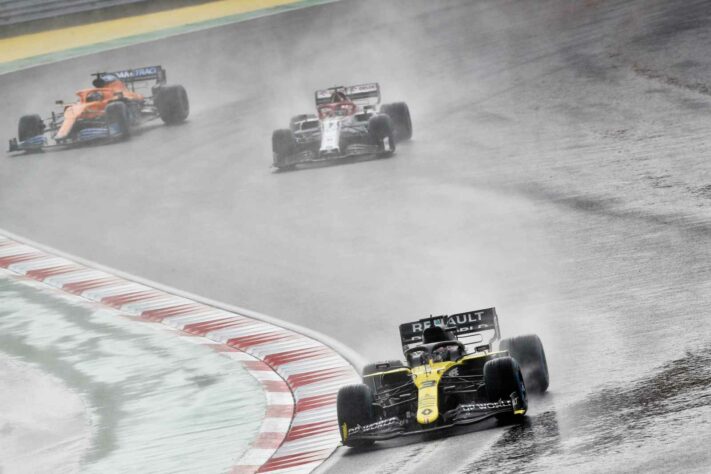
<box><xmin>9</xmin><ymin>65</ymin><xmax>189</xmax><ymax>152</ymax></box>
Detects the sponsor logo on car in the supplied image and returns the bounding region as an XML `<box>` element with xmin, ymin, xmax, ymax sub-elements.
<box><xmin>112</xmin><ymin>66</ymin><xmax>159</xmax><ymax>80</ymax></box>
<box><xmin>458</xmin><ymin>400</ymin><xmax>512</xmax><ymax>412</ymax></box>
<box><xmin>347</xmin><ymin>417</ymin><xmax>402</xmax><ymax>436</ymax></box>
<box><xmin>410</xmin><ymin>311</ymin><xmax>487</xmax><ymax>333</ymax></box>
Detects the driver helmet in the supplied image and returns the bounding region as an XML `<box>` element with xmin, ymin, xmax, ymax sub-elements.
<box><xmin>86</xmin><ymin>91</ymin><xmax>103</xmax><ymax>102</ymax></box>
<box><xmin>432</xmin><ymin>346</ymin><xmax>449</xmax><ymax>363</ymax></box>
<box><xmin>330</xmin><ymin>91</ymin><xmax>347</xmax><ymax>103</ymax></box>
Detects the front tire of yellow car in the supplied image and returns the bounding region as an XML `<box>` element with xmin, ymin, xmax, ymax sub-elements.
<box><xmin>336</xmin><ymin>384</ymin><xmax>376</xmax><ymax>448</ymax></box>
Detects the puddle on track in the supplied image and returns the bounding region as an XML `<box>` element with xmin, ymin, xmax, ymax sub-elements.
<box><xmin>466</xmin><ymin>346</ymin><xmax>711</xmax><ymax>473</ymax></box>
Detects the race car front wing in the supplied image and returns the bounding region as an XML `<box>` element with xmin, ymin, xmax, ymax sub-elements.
<box><xmin>277</xmin><ymin>143</ymin><xmax>384</xmax><ymax>168</ymax></box>
<box><xmin>8</xmin><ymin>123</ymin><xmax>131</xmax><ymax>153</ymax></box>
<box><xmin>344</xmin><ymin>394</ymin><xmax>525</xmax><ymax>442</ymax></box>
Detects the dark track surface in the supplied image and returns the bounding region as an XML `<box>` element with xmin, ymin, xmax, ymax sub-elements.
<box><xmin>1</xmin><ymin>0</ymin><xmax>710</xmax><ymax>471</ymax></box>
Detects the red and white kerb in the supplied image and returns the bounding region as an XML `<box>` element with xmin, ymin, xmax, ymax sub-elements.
<box><xmin>0</xmin><ymin>235</ymin><xmax>359</xmax><ymax>473</ymax></box>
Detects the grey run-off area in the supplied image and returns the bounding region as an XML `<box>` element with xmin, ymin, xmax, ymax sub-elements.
<box><xmin>0</xmin><ymin>0</ymin><xmax>710</xmax><ymax>472</ymax></box>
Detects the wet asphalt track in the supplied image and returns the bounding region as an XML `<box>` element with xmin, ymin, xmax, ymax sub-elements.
<box><xmin>1</xmin><ymin>0</ymin><xmax>710</xmax><ymax>472</ymax></box>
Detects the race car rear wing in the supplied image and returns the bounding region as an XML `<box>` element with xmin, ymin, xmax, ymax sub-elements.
<box><xmin>93</xmin><ymin>65</ymin><xmax>167</xmax><ymax>88</ymax></box>
<box><xmin>315</xmin><ymin>83</ymin><xmax>381</xmax><ymax>108</ymax></box>
<box><xmin>398</xmin><ymin>308</ymin><xmax>501</xmax><ymax>354</ymax></box>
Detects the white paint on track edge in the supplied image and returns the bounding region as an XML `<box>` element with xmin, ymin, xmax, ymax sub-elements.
<box><xmin>0</xmin><ymin>228</ymin><xmax>362</xmax><ymax>473</ymax></box>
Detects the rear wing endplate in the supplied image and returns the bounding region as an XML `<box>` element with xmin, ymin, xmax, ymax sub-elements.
<box><xmin>398</xmin><ymin>308</ymin><xmax>501</xmax><ymax>354</ymax></box>
<box><xmin>315</xmin><ymin>83</ymin><xmax>381</xmax><ymax>107</ymax></box>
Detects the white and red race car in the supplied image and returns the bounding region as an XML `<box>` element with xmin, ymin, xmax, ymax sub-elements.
<box><xmin>271</xmin><ymin>83</ymin><xmax>412</xmax><ymax>170</ymax></box>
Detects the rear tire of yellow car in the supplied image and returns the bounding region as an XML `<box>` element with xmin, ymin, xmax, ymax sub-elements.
<box><xmin>500</xmin><ymin>334</ymin><xmax>549</xmax><ymax>394</ymax></box>
<box><xmin>361</xmin><ymin>360</ymin><xmax>407</xmax><ymax>392</ymax></box>
<box><xmin>336</xmin><ymin>384</ymin><xmax>376</xmax><ymax>448</ymax></box>
<box><xmin>361</xmin><ymin>360</ymin><xmax>407</xmax><ymax>377</ymax></box>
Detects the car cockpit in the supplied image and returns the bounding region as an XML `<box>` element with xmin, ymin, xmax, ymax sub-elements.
<box><xmin>404</xmin><ymin>326</ymin><xmax>466</xmax><ymax>367</ymax></box>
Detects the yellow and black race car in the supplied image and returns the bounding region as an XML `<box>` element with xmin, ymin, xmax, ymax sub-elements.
<box><xmin>337</xmin><ymin>308</ymin><xmax>549</xmax><ymax>447</ymax></box>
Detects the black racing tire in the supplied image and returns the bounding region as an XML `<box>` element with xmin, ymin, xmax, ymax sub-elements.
<box><xmin>156</xmin><ymin>84</ymin><xmax>190</xmax><ymax>125</ymax></box>
<box><xmin>381</xmin><ymin>102</ymin><xmax>412</xmax><ymax>141</ymax></box>
<box><xmin>105</xmin><ymin>101</ymin><xmax>130</xmax><ymax>138</ymax></box>
<box><xmin>362</xmin><ymin>360</ymin><xmax>407</xmax><ymax>377</ymax></box>
<box><xmin>500</xmin><ymin>334</ymin><xmax>549</xmax><ymax>394</ymax></box>
<box><xmin>368</xmin><ymin>114</ymin><xmax>395</xmax><ymax>155</ymax></box>
<box><xmin>289</xmin><ymin>114</ymin><xmax>315</xmax><ymax>132</ymax></box>
<box><xmin>272</xmin><ymin>129</ymin><xmax>296</xmax><ymax>169</ymax></box>
<box><xmin>362</xmin><ymin>360</ymin><xmax>408</xmax><ymax>393</ymax></box>
<box><xmin>483</xmin><ymin>356</ymin><xmax>528</xmax><ymax>421</ymax></box>
<box><xmin>18</xmin><ymin>114</ymin><xmax>44</xmax><ymax>142</ymax></box>
<box><xmin>337</xmin><ymin>384</ymin><xmax>376</xmax><ymax>448</ymax></box>
<box><xmin>289</xmin><ymin>114</ymin><xmax>308</xmax><ymax>132</ymax></box>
